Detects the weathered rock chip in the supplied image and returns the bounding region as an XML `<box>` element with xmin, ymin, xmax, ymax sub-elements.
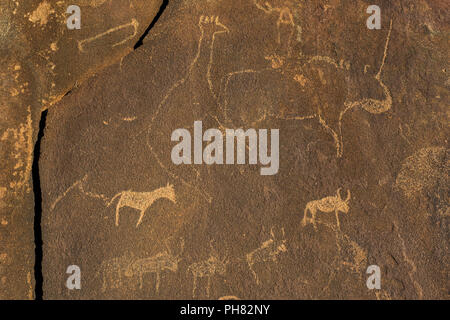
<box><xmin>40</xmin><ymin>0</ymin><xmax>448</xmax><ymax>299</ymax></box>
<box><xmin>0</xmin><ymin>0</ymin><xmax>162</xmax><ymax>299</ymax></box>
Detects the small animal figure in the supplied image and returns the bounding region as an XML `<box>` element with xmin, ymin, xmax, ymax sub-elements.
<box><xmin>99</xmin><ymin>254</ymin><xmax>133</xmax><ymax>292</ymax></box>
<box><xmin>188</xmin><ymin>244</ymin><xmax>228</xmax><ymax>297</ymax></box>
<box><xmin>246</xmin><ymin>227</ymin><xmax>287</xmax><ymax>285</ymax></box>
<box><xmin>302</xmin><ymin>188</ymin><xmax>351</xmax><ymax>230</ymax></box>
<box><xmin>124</xmin><ymin>239</ymin><xmax>184</xmax><ymax>293</ymax></box>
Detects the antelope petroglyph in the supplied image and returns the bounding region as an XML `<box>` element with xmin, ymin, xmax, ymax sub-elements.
<box><xmin>302</xmin><ymin>188</ymin><xmax>351</xmax><ymax>230</ymax></box>
<box><xmin>99</xmin><ymin>254</ymin><xmax>133</xmax><ymax>293</ymax></box>
<box><xmin>124</xmin><ymin>239</ymin><xmax>184</xmax><ymax>293</ymax></box>
<box><xmin>146</xmin><ymin>15</ymin><xmax>230</xmax><ymax>205</ymax></box>
<box><xmin>188</xmin><ymin>243</ymin><xmax>228</xmax><ymax>298</ymax></box>
<box><xmin>246</xmin><ymin>228</ymin><xmax>287</xmax><ymax>285</ymax></box>
<box><xmin>109</xmin><ymin>183</ymin><xmax>176</xmax><ymax>227</ymax></box>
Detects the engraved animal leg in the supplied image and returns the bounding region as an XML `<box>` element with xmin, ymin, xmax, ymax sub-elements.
<box><xmin>117</xmin><ymin>267</ymin><xmax>122</xmax><ymax>289</ymax></box>
<box><xmin>155</xmin><ymin>272</ymin><xmax>161</xmax><ymax>294</ymax></box>
<box><xmin>192</xmin><ymin>275</ymin><xmax>197</xmax><ymax>298</ymax></box>
<box><xmin>249</xmin><ymin>262</ymin><xmax>260</xmax><ymax>285</ymax></box>
<box><xmin>136</xmin><ymin>208</ymin><xmax>146</xmax><ymax>227</ymax></box>
<box><xmin>335</xmin><ymin>210</ymin><xmax>341</xmax><ymax>230</ymax></box>
<box><xmin>139</xmin><ymin>271</ymin><xmax>143</xmax><ymax>290</ymax></box>
<box><xmin>206</xmin><ymin>276</ymin><xmax>211</xmax><ymax>297</ymax></box>
<box><xmin>115</xmin><ymin>198</ymin><xmax>122</xmax><ymax>226</ymax></box>
<box><xmin>311</xmin><ymin>208</ymin><xmax>318</xmax><ymax>231</ymax></box>
<box><xmin>102</xmin><ymin>271</ymin><xmax>107</xmax><ymax>293</ymax></box>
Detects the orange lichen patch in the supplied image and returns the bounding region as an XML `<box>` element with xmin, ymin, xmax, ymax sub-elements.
<box><xmin>50</xmin><ymin>42</ymin><xmax>58</xmax><ymax>51</ymax></box>
<box><xmin>0</xmin><ymin>253</ymin><xmax>7</xmax><ymax>263</ymax></box>
<box><xmin>28</xmin><ymin>1</ymin><xmax>54</xmax><ymax>26</ymax></box>
<box><xmin>78</xmin><ymin>0</ymin><xmax>108</xmax><ymax>8</ymax></box>
<box><xmin>0</xmin><ymin>187</ymin><xmax>7</xmax><ymax>199</ymax></box>
<box><xmin>293</xmin><ymin>74</ymin><xmax>307</xmax><ymax>86</ymax></box>
<box><xmin>395</xmin><ymin>147</ymin><xmax>449</xmax><ymax>198</ymax></box>
<box><xmin>0</xmin><ymin>107</ymin><xmax>33</xmax><ymax>194</ymax></box>
<box><xmin>265</xmin><ymin>54</ymin><xmax>284</xmax><ymax>69</ymax></box>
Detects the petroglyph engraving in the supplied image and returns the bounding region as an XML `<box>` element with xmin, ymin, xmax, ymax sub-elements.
<box><xmin>342</xmin><ymin>19</ymin><xmax>393</xmax><ymax>115</ymax></box>
<box><xmin>302</xmin><ymin>188</ymin><xmax>351</xmax><ymax>230</ymax></box>
<box><xmin>395</xmin><ymin>147</ymin><xmax>449</xmax><ymax>199</ymax></box>
<box><xmin>77</xmin><ymin>19</ymin><xmax>139</xmax><ymax>52</ymax></box>
<box><xmin>219</xmin><ymin>295</ymin><xmax>240</xmax><ymax>300</ymax></box>
<box><xmin>99</xmin><ymin>254</ymin><xmax>133</xmax><ymax>293</ymax></box>
<box><xmin>223</xmin><ymin>7</ymin><xmax>394</xmax><ymax>158</ymax></box>
<box><xmin>288</xmin><ymin>20</ymin><xmax>392</xmax><ymax>157</ymax></box>
<box><xmin>147</xmin><ymin>16</ymin><xmax>230</xmax><ymax>204</ymax></box>
<box><xmin>110</xmin><ymin>183</ymin><xmax>176</xmax><ymax>227</ymax></box>
<box><xmin>51</xmin><ymin>178</ymin><xmax>177</xmax><ymax>228</ymax></box>
<box><xmin>124</xmin><ymin>239</ymin><xmax>184</xmax><ymax>292</ymax></box>
<box><xmin>50</xmin><ymin>175</ymin><xmax>110</xmax><ymax>211</ymax></box>
<box><xmin>320</xmin><ymin>222</ymin><xmax>368</xmax><ymax>296</ymax></box>
<box><xmin>246</xmin><ymin>228</ymin><xmax>287</xmax><ymax>285</ymax></box>
<box><xmin>393</xmin><ymin>222</ymin><xmax>424</xmax><ymax>299</ymax></box>
<box><xmin>188</xmin><ymin>243</ymin><xmax>228</xmax><ymax>298</ymax></box>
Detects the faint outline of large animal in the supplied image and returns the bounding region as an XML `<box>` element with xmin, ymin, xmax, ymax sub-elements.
<box><xmin>246</xmin><ymin>228</ymin><xmax>287</xmax><ymax>285</ymax></box>
<box><xmin>144</xmin><ymin>16</ymin><xmax>230</xmax><ymax>205</ymax></box>
<box><xmin>187</xmin><ymin>244</ymin><xmax>228</xmax><ymax>298</ymax></box>
<box><xmin>302</xmin><ymin>188</ymin><xmax>351</xmax><ymax>230</ymax></box>
<box><xmin>124</xmin><ymin>239</ymin><xmax>184</xmax><ymax>293</ymax></box>
<box><xmin>108</xmin><ymin>183</ymin><xmax>176</xmax><ymax>227</ymax></box>
<box><xmin>99</xmin><ymin>254</ymin><xmax>133</xmax><ymax>293</ymax></box>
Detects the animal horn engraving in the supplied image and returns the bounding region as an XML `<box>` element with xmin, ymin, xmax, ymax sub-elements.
<box><xmin>336</xmin><ymin>188</ymin><xmax>342</xmax><ymax>200</ymax></box>
<box><xmin>346</xmin><ymin>189</ymin><xmax>351</xmax><ymax>202</ymax></box>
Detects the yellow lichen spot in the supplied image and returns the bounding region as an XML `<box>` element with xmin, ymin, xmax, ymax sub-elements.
<box><xmin>0</xmin><ymin>253</ymin><xmax>7</xmax><ymax>263</ymax></box>
<box><xmin>10</xmin><ymin>88</ymin><xmax>19</xmax><ymax>97</ymax></box>
<box><xmin>14</xmin><ymin>65</ymin><xmax>21</xmax><ymax>71</ymax></box>
<box><xmin>50</xmin><ymin>42</ymin><xmax>58</xmax><ymax>51</ymax></box>
<box><xmin>1</xmin><ymin>219</ymin><xmax>7</xmax><ymax>226</ymax></box>
<box><xmin>265</xmin><ymin>54</ymin><xmax>284</xmax><ymax>69</ymax></box>
<box><xmin>28</xmin><ymin>1</ymin><xmax>54</xmax><ymax>26</ymax></box>
<box><xmin>0</xmin><ymin>188</ymin><xmax>6</xmax><ymax>199</ymax></box>
<box><xmin>294</xmin><ymin>74</ymin><xmax>308</xmax><ymax>87</ymax></box>
<box><xmin>317</xmin><ymin>69</ymin><xmax>327</xmax><ymax>85</ymax></box>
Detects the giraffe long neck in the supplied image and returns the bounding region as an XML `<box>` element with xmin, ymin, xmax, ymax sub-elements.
<box><xmin>190</xmin><ymin>31</ymin><xmax>215</xmax><ymax>88</ymax></box>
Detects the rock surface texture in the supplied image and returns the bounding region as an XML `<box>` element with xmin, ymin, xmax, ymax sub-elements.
<box><xmin>0</xmin><ymin>0</ymin><xmax>162</xmax><ymax>299</ymax></box>
<box><xmin>1</xmin><ymin>0</ymin><xmax>448</xmax><ymax>300</ymax></box>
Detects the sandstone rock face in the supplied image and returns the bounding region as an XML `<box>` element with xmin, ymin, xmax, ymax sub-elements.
<box><xmin>0</xmin><ymin>0</ymin><xmax>162</xmax><ymax>299</ymax></box>
<box><xmin>3</xmin><ymin>0</ymin><xmax>448</xmax><ymax>299</ymax></box>
<box><xmin>39</xmin><ymin>0</ymin><xmax>449</xmax><ymax>299</ymax></box>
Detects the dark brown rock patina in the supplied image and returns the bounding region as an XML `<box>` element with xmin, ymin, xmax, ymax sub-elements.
<box><xmin>0</xmin><ymin>0</ymin><xmax>162</xmax><ymax>299</ymax></box>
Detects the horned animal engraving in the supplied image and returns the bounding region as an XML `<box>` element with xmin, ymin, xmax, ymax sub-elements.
<box><xmin>124</xmin><ymin>239</ymin><xmax>184</xmax><ymax>293</ymax></box>
<box><xmin>246</xmin><ymin>228</ymin><xmax>287</xmax><ymax>285</ymax></box>
<box><xmin>188</xmin><ymin>244</ymin><xmax>228</xmax><ymax>298</ymax></box>
<box><xmin>109</xmin><ymin>183</ymin><xmax>176</xmax><ymax>227</ymax></box>
<box><xmin>302</xmin><ymin>188</ymin><xmax>351</xmax><ymax>230</ymax></box>
<box><xmin>99</xmin><ymin>254</ymin><xmax>133</xmax><ymax>292</ymax></box>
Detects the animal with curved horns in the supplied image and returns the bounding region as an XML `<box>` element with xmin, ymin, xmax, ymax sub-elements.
<box><xmin>302</xmin><ymin>188</ymin><xmax>351</xmax><ymax>230</ymax></box>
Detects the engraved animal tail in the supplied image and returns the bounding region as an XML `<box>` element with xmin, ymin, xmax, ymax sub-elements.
<box><xmin>107</xmin><ymin>192</ymin><xmax>123</xmax><ymax>207</ymax></box>
<box><xmin>302</xmin><ymin>206</ymin><xmax>308</xmax><ymax>226</ymax></box>
<box><xmin>107</xmin><ymin>192</ymin><xmax>123</xmax><ymax>226</ymax></box>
